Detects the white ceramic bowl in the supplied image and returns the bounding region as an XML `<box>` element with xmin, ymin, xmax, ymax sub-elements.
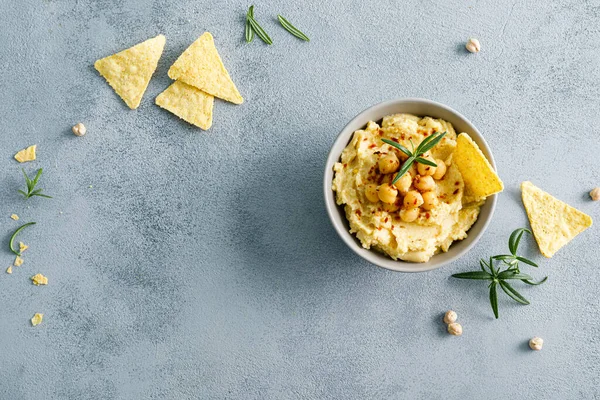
<box><xmin>324</xmin><ymin>98</ymin><xmax>498</xmax><ymax>272</ymax></box>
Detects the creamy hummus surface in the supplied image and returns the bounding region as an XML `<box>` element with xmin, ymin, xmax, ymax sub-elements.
<box><xmin>332</xmin><ymin>114</ymin><xmax>483</xmax><ymax>263</ymax></box>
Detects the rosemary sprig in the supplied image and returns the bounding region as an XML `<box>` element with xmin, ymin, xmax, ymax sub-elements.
<box><xmin>18</xmin><ymin>168</ymin><xmax>52</xmax><ymax>200</ymax></box>
<box><xmin>382</xmin><ymin>131</ymin><xmax>446</xmax><ymax>184</ymax></box>
<box><xmin>10</xmin><ymin>222</ymin><xmax>36</xmax><ymax>256</ymax></box>
<box><xmin>277</xmin><ymin>15</ymin><xmax>310</xmax><ymax>41</ymax></box>
<box><xmin>245</xmin><ymin>6</ymin><xmax>273</xmax><ymax>45</ymax></box>
<box><xmin>452</xmin><ymin>228</ymin><xmax>548</xmax><ymax>319</ymax></box>
<box><xmin>245</xmin><ymin>6</ymin><xmax>254</xmax><ymax>43</ymax></box>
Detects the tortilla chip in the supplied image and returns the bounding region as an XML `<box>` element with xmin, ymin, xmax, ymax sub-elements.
<box><xmin>155</xmin><ymin>81</ymin><xmax>214</xmax><ymax>130</ymax></box>
<box><xmin>94</xmin><ymin>34</ymin><xmax>166</xmax><ymax>109</ymax></box>
<box><xmin>14</xmin><ymin>145</ymin><xmax>37</xmax><ymax>163</ymax></box>
<box><xmin>168</xmin><ymin>32</ymin><xmax>243</xmax><ymax>104</ymax></box>
<box><xmin>31</xmin><ymin>273</ymin><xmax>48</xmax><ymax>286</ymax></box>
<box><xmin>6</xmin><ymin>266</ymin><xmax>12</xmax><ymax>274</ymax></box>
<box><xmin>19</xmin><ymin>242</ymin><xmax>28</xmax><ymax>253</ymax></box>
<box><xmin>453</xmin><ymin>133</ymin><xmax>503</xmax><ymax>201</ymax></box>
<box><xmin>14</xmin><ymin>256</ymin><xmax>24</xmax><ymax>267</ymax></box>
<box><xmin>521</xmin><ymin>181</ymin><xmax>593</xmax><ymax>258</ymax></box>
<box><xmin>31</xmin><ymin>313</ymin><xmax>43</xmax><ymax>326</ymax></box>
<box><xmin>11</xmin><ymin>214</ymin><xmax>19</xmax><ymax>221</ymax></box>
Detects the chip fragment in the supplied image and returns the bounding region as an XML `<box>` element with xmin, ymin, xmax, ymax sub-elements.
<box><xmin>10</xmin><ymin>214</ymin><xmax>19</xmax><ymax>221</ymax></box>
<box><xmin>14</xmin><ymin>145</ymin><xmax>37</xmax><ymax>163</ymax></box>
<box><xmin>156</xmin><ymin>81</ymin><xmax>214</xmax><ymax>130</ymax></box>
<box><xmin>14</xmin><ymin>256</ymin><xmax>24</xmax><ymax>267</ymax></box>
<box><xmin>168</xmin><ymin>32</ymin><xmax>243</xmax><ymax>104</ymax></box>
<box><xmin>19</xmin><ymin>242</ymin><xmax>29</xmax><ymax>253</ymax></box>
<box><xmin>6</xmin><ymin>266</ymin><xmax>12</xmax><ymax>274</ymax></box>
<box><xmin>31</xmin><ymin>313</ymin><xmax>43</xmax><ymax>326</ymax></box>
<box><xmin>94</xmin><ymin>34</ymin><xmax>166</xmax><ymax>109</ymax></box>
<box><xmin>521</xmin><ymin>181</ymin><xmax>593</xmax><ymax>258</ymax></box>
<box><xmin>31</xmin><ymin>273</ymin><xmax>48</xmax><ymax>286</ymax></box>
<box><xmin>453</xmin><ymin>133</ymin><xmax>503</xmax><ymax>201</ymax></box>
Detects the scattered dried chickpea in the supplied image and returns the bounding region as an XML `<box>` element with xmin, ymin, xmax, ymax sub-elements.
<box><xmin>378</xmin><ymin>153</ymin><xmax>400</xmax><ymax>174</ymax></box>
<box><xmin>443</xmin><ymin>310</ymin><xmax>457</xmax><ymax>324</ymax></box>
<box><xmin>447</xmin><ymin>322</ymin><xmax>463</xmax><ymax>336</ymax></box>
<box><xmin>393</xmin><ymin>172</ymin><xmax>412</xmax><ymax>194</ymax></box>
<box><xmin>466</xmin><ymin>38</ymin><xmax>481</xmax><ymax>53</ymax></box>
<box><xmin>399</xmin><ymin>207</ymin><xmax>419</xmax><ymax>222</ymax></box>
<box><xmin>417</xmin><ymin>155</ymin><xmax>437</xmax><ymax>176</ymax></box>
<box><xmin>422</xmin><ymin>191</ymin><xmax>439</xmax><ymax>210</ymax></box>
<box><xmin>414</xmin><ymin>175</ymin><xmax>435</xmax><ymax>192</ymax></box>
<box><xmin>378</xmin><ymin>184</ymin><xmax>398</xmax><ymax>204</ymax></box>
<box><xmin>72</xmin><ymin>122</ymin><xmax>86</xmax><ymax>136</ymax></box>
<box><xmin>365</xmin><ymin>184</ymin><xmax>379</xmax><ymax>202</ymax></box>
<box><xmin>403</xmin><ymin>190</ymin><xmax>424</xmax><ymax>208</ymax></box>
<box><xmin>529</xmin><ymin>337</ymin><xmax>543</xmax><ymax>351</ymax></box>
<box><xmin>590</xmin><ymin>187</ymin><xmax>600</xmax><ymax>201</ymax></box>
<box><xmin>432</xmin><ymin>159</ymin><xmax>447</xmax><ymax>180</ymax></box>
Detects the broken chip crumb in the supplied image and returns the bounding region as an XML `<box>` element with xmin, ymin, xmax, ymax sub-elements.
<box><xmin>14</xmin><ymin>145</ymin><xmax>37</xmax><ymax>163</ymax></box>
<box><xmin>14</xmin><ymin>256</ymin><xmax>24</xmax><ymax>267</ymax></box>
<box><xmin>10</xmin><ymin>214</ymin><xmax>19</xmax><ymax>221</ymax></box>
<box><xmin>31</xmin><ymin>313</ymin><xmax>43</xmax><ymax>326</ymax></box>
<box><xmin>19</xmin><ymin>242</ymin><xmax>29</xmax><ymax>253</ymax></box>
<box><xmin>31</xmin><ymin>273</ymin><xmax>48</xmax><ymax>286</ymax></box>
<box><xmin>6</xmin><ymin>266</ymin><xmax>12</xmax><ymax>274</ymax></box>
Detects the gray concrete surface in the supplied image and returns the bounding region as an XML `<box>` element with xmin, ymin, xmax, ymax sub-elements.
<box><xmin>1</xmin><ymin>0</ymin><xmax>599</xmax><ymax>399</ymax></box>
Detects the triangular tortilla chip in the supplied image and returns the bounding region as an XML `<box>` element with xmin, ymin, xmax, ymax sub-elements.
<box><xmin>155</xmin><ymin>81</ymin><xmax>214</xmax><ymax>130</ymax></box>
<box><xmin>14</xmin><ymin>145</ymin><xmax>37</xmax><ymax>163</ymax></box>
<box><xmin>168</xmin><ymin>32</ymin><xmax>243</xmax><ymax>104</ymax></box>
<box><xmin>521</xmin><ymin>181</ymin><xmax>593</xmax><ymax>258</ymax></box>
<box><xmin>453</xmin><ymin>133</ymin><xmax>503</xmax><ymax>201</ymax></box>
<box><xmin>94</xmin><ymin>34</ymin><xmax>166</xmax><ymax>109</ymax></box>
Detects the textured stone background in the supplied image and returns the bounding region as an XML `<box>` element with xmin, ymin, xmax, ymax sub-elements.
<box><xmin>1</xmin><ymin>0</ymin><xmax>599</xmax><ymax>399</ymax></box>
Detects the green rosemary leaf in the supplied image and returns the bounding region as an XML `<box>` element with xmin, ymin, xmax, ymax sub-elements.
<box><xmin>499</xmin><ymin>281</ymin><xmax>530</xmax><ymax>305</ymax></box>
<box><xmin>247</xmin><ymin>14</ymin><xmax>273</xmax><ymax>45</ymax></box>
<box><xmin>277</xmin><ymin>15</ymin><xmax>310</xmax><ymax>42</ymax></box>
<box><xmin>516</xmin><ymin>256</ymin><xmax>538</xmax><ymax>268</ymax></box>
<box><xmin>245</xmin><ymin>5</ymin><xmax>255</xmax><ymax>43</ymax></box>
<box><xmin>417</xmin><ymin>131</ymin><xmax>446</xmax><ymax>154</ymax></box>
<box><xmin>414</xmin><ymin>157</ymin><xmax>437</xmax><ymax>167</ymax></box>
<box><xmin>9</xmin><ymin>222</ymin><xmax>36</xmax><ymax>256</ymax></box>
<box><xmin>522</xmin><ymin>277</ymin><xmax>548</xmax><ymax>286</ymax></box>
<box><xmin>490</xmin><ymin>282</ymin><xmax>499</xmax><ymax>319</ymax></box>
<box><xmin>20</xmin><ymin>168</ymin><xmax>51</xmax><ymax>200</ymax></box>
<box><xmin>497</xmin><ymin>271</ymin><xmax>533</xmax><ymax>280</ymax></box>
<box><xmin>381</xmin><ymin>138</ymin><xmax>412</xmax><ymax>157</ymax></box>
<box><xmin>451</xmin><ymin>271</ymin><xmax>493</xmax><ymax>280</ymax></box>
<box><xmin>391</xmin><ymin>157</ymin><xmax>414</xmax><ymax>184</ymax></box>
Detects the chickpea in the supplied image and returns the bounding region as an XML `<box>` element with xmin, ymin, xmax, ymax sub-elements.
<box><xmin>432</xmin><ymin>159</ymin><xmax>447</xmax><ymax>180</ymax></box>
<box><xmin>421</xmin><ymin>191</ymin><xmax>439</xmax><ymax>210</ymax></box>
<box><xmin>403</xmin><ymin>190</ymin><xmax>423</xmax><ymax>208</ymax></box>
<box><xmin>382</xmin><ymin>200</ymin><xmax>401</xmax><ymax>212</ymax></box>
<box><xmin>393</xmin><ymin>172</ymin><xmax>412</xmax><ymax>194</ymax></box>
<box><xmin>364</xmin><ymin>184</ymin><xmax>379</xmax><ymax>203</ymax></box>
<box><xmin>590</xmin><ymin>187</ymin><xmax>600</xmax><ymax>201</ymax></box>
<box><xmin>377</xmin><ymin>184</ymin><xmax>398</xmax><ymax>204</ymax></box>
<box><xmin>443</xmin><ymin>310</ymin><xmax>457</xmax><ymax>324</ymax></box>
<box><xmin>378</xmin><ymin>153</ymin><xmax>400</xmax><ymax>174</ymax></box>
<box><xmin>72</xmin><ymin>122</ymin><xmax>86</xmax><ymax>137</ymax></box>
<box><xmin>529</xmin><ymin>337</ymin><xmax>543</xmax><ymax>351</ymax></box>
<box><xmin>413</xmin><ymin>175</ymin><xmax>435</xmax><ymax>192</ymax></box>
<box><xmin>448</xmin><ymin>323</ymin><xmax>463</xmax><ymax>336</ymax></box>
<box><xmin>399</xmin><ymin>207</ymin><xmax>419</xmax><ymax>222</ymax></box>
<box><xmin>417</xmin><ymin>155</ymin><xmax>437</xmax><ymax>176</ymax></box>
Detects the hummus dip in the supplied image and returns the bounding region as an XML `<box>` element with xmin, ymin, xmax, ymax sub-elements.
<box><xmin>332</xmin><ymin>114</ymin><xmax>483</xmax><ymax>263</ymax></box>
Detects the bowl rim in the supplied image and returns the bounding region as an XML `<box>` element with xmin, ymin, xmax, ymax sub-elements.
<box><xmin>323</xmin><ymin>98</ymin><xmax>498</xmax><ymax>273</ymax></box>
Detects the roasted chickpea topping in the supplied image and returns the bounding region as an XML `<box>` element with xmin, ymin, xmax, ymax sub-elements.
<box><xmin>421</xmin><ymin>191</ymin><xmax>439</xmax><ymax>210</ymax></box>
<box><xmin>393</xmin><ymin>172</ymin><xmax>412</xmax><ymax>194</ymax></box>
<box><xmin>432</xmin><ymin>159</ymin><xmax>447</xmax><ymax>180</ymax></box>
<box><xmin>399</xmin><ymin>207</ymin><xmax>419</xmax><ymax>222</ymax></box>
<box><xmin>414</xmin><ymin>175</ymin><xmax>435</xmax><ymax>192</ymax></box>
<box><xmin>417</xmin><ymin>155</ymin><xmax>437</xmax><ymax>176</ymax></box>
<box><xmin>365</xmin><ymin>184</ymin><xmax>380</xmax><ymax>203</ymax></box>
<box><xmin>378</xmin><ymin>184</ymin><xmax>398</xmax><ymax>204</ymax></box>
<box><xmin>378</xmin><ymin>153</ymin><xmax>400</xmax><ymax>174</ymax></box>
<box><xmin>403</xmin><ymin>190</ymin><xmax>424</xmax><ymax>208</ymax></box>
<box><xmin>382</xmin><ymin>199</ymin><xmax>401</xmax><ymax>212</ymax></box>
